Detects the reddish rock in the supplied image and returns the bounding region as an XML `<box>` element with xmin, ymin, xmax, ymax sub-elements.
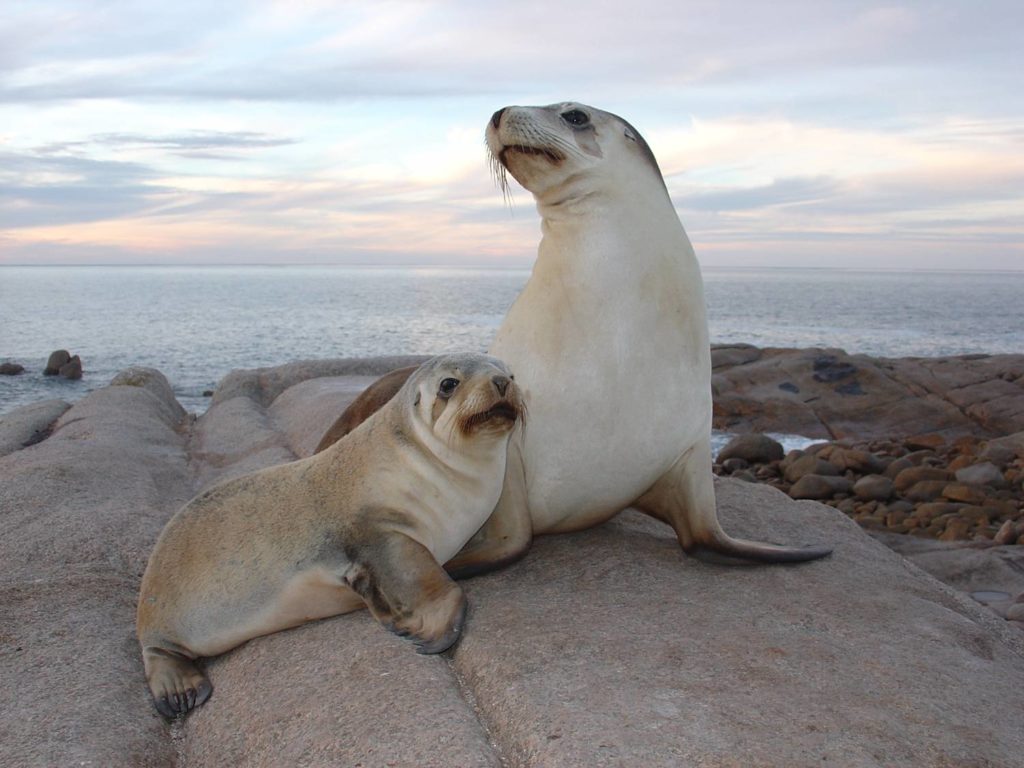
<box><xmin>905</xmin><ymin>433</ymin><xmax>946</xmax><ymax>451</ymax></box>
<box><xmin>905</xmin><ymin>480</ymin><xmax>951</xmax><ymax>502</ymax></box>
<box><xmin>853</xmin><ymin>475</ymin><xmax>894</xmax><ymax>501</ymax></box>
<box><xmin>822</xmin><ymin>447</ymin><xmax>885</xmax><ymax>473</ymax></box>
<box><xmin>939</xmin><ymin>518</ymin><xmax>972</xmax><ymax>541</ymax></box>
<box><xmin>784</xmin><ymin>454</ymin><xmax>841</xmax><ymax>483</ymax></box>
<box><xmin>994</xmin><ymin>520</ymin><xmax>1019</xmax><ymax>545</ymax></box>
<box><xmin>789</xmin><ymin>474</ymin><xmax>853</xmax><ymax>500</ymax></box>
<box><xmin>884</xmin><ymin>457</ymin><xmax>914</xmax><ymax>479</ymax></box>
<box><xmin>941</xmin><ymin>483</ymin><xmax>988</xmax><ymax>505</ymax></box>
<box><xmin>947</xmin><ymin>455</ymin><xmax>975</xmax><ymax>472</ymax></box>
<box><xmin>893</xmin><ymin>466</ymin><xmax>952</xmax><ymax>493</ymax></box>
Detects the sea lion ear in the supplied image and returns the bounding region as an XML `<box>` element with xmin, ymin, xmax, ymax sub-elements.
<box><xmin>623</xmin><ymin>127</ymin><xmax>637</xmax><ymax>143</ymax></box>
<box><xmin>413</xmin><ymin>392</ymin><xmax>421</xmax><ymax>406</ymax></box>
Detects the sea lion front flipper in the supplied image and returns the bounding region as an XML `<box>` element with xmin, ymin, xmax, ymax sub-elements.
<box><xmin>343</xmin><ymin>529</ymin><xmax>468</xmax><ymax>654</ymax></box>
<box><xmin>444</xmin><ymin>437</ymin><xmax>533</xmax><ymax>580</ymax></box>
<box><xmin>141</xmin><ymin>646</ymin><xmax>213</xmax><ymax>718</ymax></box>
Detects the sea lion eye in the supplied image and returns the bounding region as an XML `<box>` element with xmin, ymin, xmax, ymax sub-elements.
<box><xmin>438</xmin><ymin>378</ymin><xmax>460</xmax><ymax>397</ymax></box>
<box><xmin>561</xmin><ymin>109</ymin><xmax>589</xmax><ymax>127</ymax></box>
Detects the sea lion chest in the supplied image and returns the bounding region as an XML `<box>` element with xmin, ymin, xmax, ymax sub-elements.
<box><xmin>490</xmin><ymin>202</ymin><xmax>711</xmax><ymax>532</ymax></box>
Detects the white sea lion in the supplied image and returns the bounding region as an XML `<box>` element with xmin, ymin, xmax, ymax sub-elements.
<box><xmin>317</xmin><ymin>102</ymin><xmax>831</xmax><ymax>575</ymax></box>
<box><xmin>137</xmin><ymin>353</ymin><xmax>524</xmax><ymax>717</ymax></box>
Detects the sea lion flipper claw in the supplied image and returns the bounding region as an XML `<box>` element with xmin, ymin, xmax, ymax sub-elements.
<box><xmin>344</xmin><ymin>529</ymin><xmax>468</xmax><ymax>654</ymax></box>
<box><xmin>141</xmin><ymin>647</ymin><xmax>212</xmax><ymax>718</ymax></box>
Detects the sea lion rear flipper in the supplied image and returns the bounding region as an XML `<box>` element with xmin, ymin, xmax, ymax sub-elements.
<box><xmin>635</xmin><ymin>439</ymin><xmax>833</xmax><ymax>564</ymax></box>
<box><xmin>343</xmin><ymin>528</ymin><xmax>467</xmax><ymax>654</ymax></box>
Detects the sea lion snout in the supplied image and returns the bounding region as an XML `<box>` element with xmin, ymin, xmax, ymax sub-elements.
<box><xmin>492</xmin><ymin>374</ymin><xmax>511</xmax><ymax>397</ymax></box>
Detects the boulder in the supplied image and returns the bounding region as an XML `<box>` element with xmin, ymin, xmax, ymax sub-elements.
<box><xmin>789</xmin><ymin>474</ymin><xmax>852</xmax><ymax>500</ymax></box>
<box><xmin>715</xmin><ymin>433</ymin><xmax>784</xmax><ymax>464</ymax></box>
<box><xmin>0</xmin><ymin>362</ymin><xmax>25</xmax><ymax>375</ymax></box>
<box><xmin>784</xmin><ymin>454</ymin><xmax>841</xmax><ymax>483</ymax></box>
<box><xmin>904</xmin><ymin>480</ymin><xmax>951</xmax><ymax>502</ymax></box>
<box><xmin>43</xmin><ymin>349</ymin><xmax>71</xmax><ymax>376</ymax></box>
<box><xmin>982</xmin><ymin>431</ymin><xmax>1024</xmax><ymax>461</ymax></box>
<box><xmin>0</xmin><ymin>399</ymin><xmax>71</xmax><ymax>458</ymax></box>
<box><xmin>710</xmin><ymin>347</ymin><xmax>1024</xmax><ymax>438</ymax></box>
<box><xmin>904</xmin><ymin>433</ymin><xmax>946</xmax><ymax>451</ymax></box>
<box><xmin>853</xmin><ymin>474</ymin><xmax>893</xmax><ymax>501</ymax></box>
<box><xmin>955</xmin><ymin>462</ymin><xmax>1007</xmax><ymax>488</ymax></box>
<box><xmin>58</xmin><ymin>355</ymin><xmax>83</xmax><ymax>380</ymax></box>
<box><xmin>941</xmin><ymin>483</ymin><xmax>988</xmax><ymax>505</ymax></box>
<box><xmin>893</xmin><ymin>466</ymin><xmax>951</xmax><ymax>493</ymax></box>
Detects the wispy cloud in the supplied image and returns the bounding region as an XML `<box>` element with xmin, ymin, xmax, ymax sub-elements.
<box><xmin>1</xmin><ymin>0</ymin><xmax>1022</xmax><ymax>268</ymax></box>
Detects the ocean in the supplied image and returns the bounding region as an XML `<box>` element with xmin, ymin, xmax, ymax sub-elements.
<box><xmin>2</xmin><ymin>266</ymin><xmax>1023</xmax><ymax>422</ymax></box>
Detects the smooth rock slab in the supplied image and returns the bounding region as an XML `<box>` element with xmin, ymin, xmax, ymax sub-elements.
<box><xmin>452</xmin><ymin>480</ymin><xmax>1024</xmax><ymax>768</ymax></box>
<box><xmin>0</xmin><ymin>574</ymin><xmax>175</xmax><ymax>768</ymax></box>
<box><xmin>183</xmin><ymin>613</ymin><xmax>499</xmax><ymax>768</ymax></box>
<box><xmin>0</xmin><ymin>398</ymin><xmax>70</xmax><ymax>457</ymax></box>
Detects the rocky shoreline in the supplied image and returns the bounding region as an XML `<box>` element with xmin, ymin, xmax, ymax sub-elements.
<box><xmin>714</xmin><ymin>430</ymin><xmax>1024</xmax><ymax>546</ymax></box>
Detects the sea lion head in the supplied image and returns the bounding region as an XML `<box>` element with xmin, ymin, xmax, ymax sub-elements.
<box><xmin>408</xmin><ymin>353</ymin><xmax>524</xmax><ymax>444</ymax></box>
<box><xmin>486</xmin><ymin>101</ymin><xmax>667</xmax><ymax>200</ymax></box>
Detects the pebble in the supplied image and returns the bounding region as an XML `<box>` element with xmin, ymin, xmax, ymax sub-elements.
<box><xmin>955</xmin><ymin>462</ymin><xmax>1006</xmax><ymax>488</ymax></box>
<box><xmin>716</xmin><ymin>433</ymin><xmax>784</xmax><ymax>464</ymax></box>
<box><xmin>853</xmin><ymin>475</ymin><xmax>893</xmax><ymax>501</ymax></box>
<box><xmin>789</xmin><ymin>474</ymin><xmax>852</xmax><ymax>500</ymax></box>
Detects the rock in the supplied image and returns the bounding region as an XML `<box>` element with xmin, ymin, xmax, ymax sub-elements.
<box><xmin>905</xmin><ymin>480</ymin><xmax>951</xmax><ymax>502</ymax></box>
<box><xmin>821</xmin><ymin>447</ymin><xmax>885</xmax><ymax>473</ymax></box>
<box><xmin>8</xmin><ymin>359</ymin><xmax>1024</xmax><ymax>767</ymax></box>
<box><xmin>0</xmin><ymin>399</ymin><xmax>72</xmax><ymax>457</ymax></box>
<box><xmin>784</xmin><ymin>454</ymin><xmax>841</xmax><ymax>483</ymax></box>
<box><xmin>789</xmin><ymin>474</ymin><xmax>853</xmax><ymax>500</ymax></box>
<box><xmin>853</xmin><ymin>475</ymin><xmax>893</xmax><ymax>501</ymax></box>
<box><xmin>993</xmin><ymin>520</ymin><xmax>1019</xmax><ymax>545</ymax></box>
<box><xmin>711</xmin><ymin>347</ymin><xmax>1024</xmax><ymax>438</ymax></box>
<box><xmin>913</xmin><ymin>502</ymin><xmax>965</xmax><ymax>522</ymax></box>
<box><xmin>710</xmin><ymin>344</ymin><xmax>762</xmax><ymax>369</ymax></box>
<box><xmin>43</xmin><ymin>349</ymin><xmax>71</xmax><ymax>376</ymax></box>
<box><xmin>893</xmin><ymin>466</ymin><xmax>952</xmax><ymax>493</ymax></box>
<box><xmin>716</xmin><ymin>433</ymin><xmax>784</xmax><ymax>464</ymax></box>
<box><xmin>0</xmin><ymin>362</ymin><xmax>25</xmax><ymax>375</ymax></box>
<box><xmin>982</xmin><ymin>432</ymin><xmax>1024</xmax><ymax>461</ymax></box>
<box><xmin>58</xmin><ymin>355</ymin><xmax>83</xmax><ymax>380</ymax></box>
<box><xmin>721</xmin><ymin>457</ymin><xmax>749</xmax><ymax>473</ymax></box>
<box><xmin>884</xmin><ymin>457</ymin><xmax>914</xmax><ymax>479</ymax></box>
<box><xmin>905</xmin><ymin>433</ymin><xmax>946</xmax><ymax>451</ymax></box>
<box><xmin>947</xmin><ymin>454</ymin><xmax>975</xmax><ymax>472</ymax></box>
<box><xmin>732</xmin><ymin>469</ymin><xmax>758</xmax><ymax>483</ymax></box>
<box><xmin>941</xmin><ymin>483</ymin><xmax>988</xmax><ymax>505</ymax></box>
<box><xmin>940</xmin><ymin>518</ymin><xmax>971</xmax><ymax>541</ymax></box>
<box><xmin>903</xmin><ymin>449</ymin><xmax>938</xmax><ymax>466</ymax></box>
<box><xmin>1008</xmin><ymin>604</ymin><xmax>1024</xmax><ymax>622</ymax></box>
<box><xmin>955</xmin><ymin>462</ymin><xmax>1007</xmax><ymax>488</ymax></box>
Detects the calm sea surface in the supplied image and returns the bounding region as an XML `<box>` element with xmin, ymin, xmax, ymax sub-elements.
<box><xmin>2</xmin><ymin>266</ymin><xmax>1022</xmax><ymax>418</ymax></box>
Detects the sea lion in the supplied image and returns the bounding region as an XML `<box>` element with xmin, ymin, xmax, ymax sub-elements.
<box><xmin>137</xmin><ymin>353</ymin><xmax>523</xmax><ymax>717</ymax></box>
<box><xmin>317</xmin><ymin>103</ymin><xmax>832</xmax><ymax>575</ymax></box>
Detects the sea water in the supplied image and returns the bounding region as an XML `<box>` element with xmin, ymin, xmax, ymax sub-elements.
<box><xmin>2</xmin><ymin>266</ymin><xmax>1022</xmax><ymax>422</ymax></box>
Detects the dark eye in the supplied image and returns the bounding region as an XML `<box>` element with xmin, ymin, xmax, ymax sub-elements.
<box><xmin>561</xmin><ymin>109</ymin><xmax>589</xmax><ymax>127</ymax></box>
<box><xmin>438</xmin><ymin>378</ymin><xmax>460</xmax><ymax>397</ymax></box>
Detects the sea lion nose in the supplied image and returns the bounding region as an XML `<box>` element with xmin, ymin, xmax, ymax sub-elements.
<box><xmin>491</xmin><ymin>108</ymin><xmax>506</xmax><ymax>129</ymax></box>
<box><xmin>492</xmin><ymin>375</ymin><xmax>510</xmax><ymax>397</ymax></box>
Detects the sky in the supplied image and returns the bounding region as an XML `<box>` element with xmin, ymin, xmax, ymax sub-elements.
<box><xmin>1</xmin><ymin>0</ymin><xmax>1022</xmax><ymax>269</ymax></box>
